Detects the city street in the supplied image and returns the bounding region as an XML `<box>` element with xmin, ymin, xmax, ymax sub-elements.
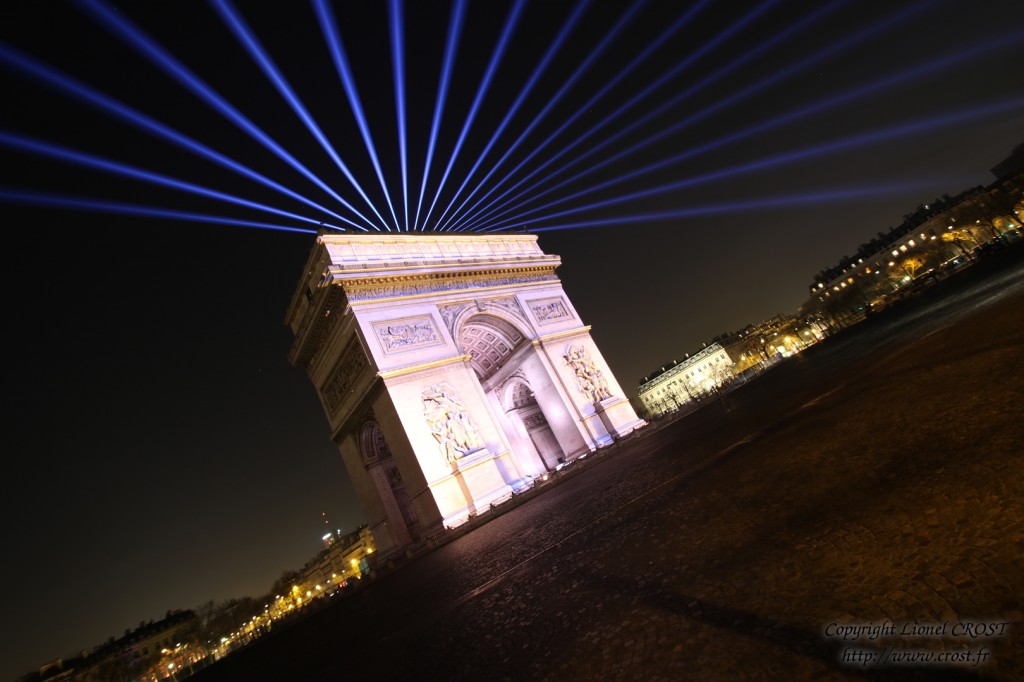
<box><xmin>194</xmin><ymin>248</ymin><xmax>1023</xmax><ymax>681</ymax></box>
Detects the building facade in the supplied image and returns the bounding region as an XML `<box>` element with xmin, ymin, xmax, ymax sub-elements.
<box><xmin>302</xmin><ymin>526</ymin><xmax>376</xmax><ymax>590</ymax></box>
<box><xmin>637</xmin><ymin>343</ymin><xmax>735</xmax><ymax>418</ymax></box>
<box><xmin>804</xmin><ymin>150</ymin><xmax>1022</xmax><ymax>325</ymax></box>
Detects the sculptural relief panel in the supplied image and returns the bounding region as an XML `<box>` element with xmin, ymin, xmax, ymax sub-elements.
<box><xmin>528</xmin><ymin>296</ymin><xmax>573</xmax><ymax>325</ymax></box>
<box><xmin>421</xmin><ymin>382</ymin><xmax>485</xmax><ymax>464</ymax></box>
<box><xmin>486</xmin><ymin>296</ymin><xmax>529</xmax><ymax>324</ymax></box>
<box><xmin>372</xmin><ymin>315</ymin><xmax>444</xmax><ymax>356</ymax></box>
<box><xmin>322</xmin><ymin>341</ymin><xmax>367</xmax><ymax>413</ymax></box>
<box><xmin>438</xmin><ymin>302</ymin><xmax>473</xmax><ymax>335</ymax></box>
<box><xmin>564</xmin><ymin>344</ymin><xmax>613</xmax><ymax>403</ymax></box>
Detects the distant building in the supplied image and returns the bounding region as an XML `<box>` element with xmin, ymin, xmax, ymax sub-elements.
<box><xmin>18</xmin><ymin>610</ymin><xmax>201</xmax><ymax>682</ymax></box>
<box><xmin>301</xmin><ymin>526</ymin><xmax>376</xmax><ymax>592</ymax></box>
<box><xmin>637</xmin><ymin>343</ymin><xmax>734</xmax><ymax>418</ymax></box>
<box><xmin>803</xmin><ymin>144</ymin><xmax>1023</xmax><ymax>326</ymax></box>
<box><xmin>118</xmin><ymin>610</ymin><xmax>199</xmax><ymax>674</ymax></box>
<box><xmin>711</xmin><ymin>314</ymin><xmax>820</xmax><ymax>370</ymax></box>
<box><xmin>806</xmin><ymin>186</ymin><xmax>985</xmax><ymax>298</ymax></box>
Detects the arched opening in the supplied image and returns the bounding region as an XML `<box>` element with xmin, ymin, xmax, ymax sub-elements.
<box><xmin>503</xmin><ymin>378</ymin><xmax>562</xmax><ymax>471</ymax></box>
<box><xmin>458</xmin><ymin>314</ymin><xmax>525</xmax><ymax>381</ymax></box>
<box><xmin>360</xmin><ymin>422</ymin><xmax>418</xmax><ymax>534</ymax></box>
<box><xmin>455</xmin><ymin>313</ymin><xmax>565</xmax><ymax>475</ymax></box>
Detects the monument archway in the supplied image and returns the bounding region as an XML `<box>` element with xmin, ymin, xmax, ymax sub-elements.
<box><xmin>286</xmin><ymin>234</ymin><xmax>645</xmax><ymax>553</ymax></box>
<box><xmin>499</xmin><ymin>376</ymin><xmax>563</xmax><ymax>472</ymax></box>
<box><xmin>454</xmin><ymin>311</ymin><xmax>573</xmax><ymax>474</ymax></box>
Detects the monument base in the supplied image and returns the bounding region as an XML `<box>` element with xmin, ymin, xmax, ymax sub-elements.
<box><xmin>430</xmin><ymin>449</ymin><xmax>515</xmax><ymax>528</ymax></box>
<box><xmin>593</xmin><ymin>397</ymin><xmax>647</xmax><ymax>442</ymax></box>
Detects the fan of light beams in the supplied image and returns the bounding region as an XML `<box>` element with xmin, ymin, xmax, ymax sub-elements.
<box><xmin>1</xmin><ymin>0</ymin><xmax>1022</xmax><ymax>235</ymax></box>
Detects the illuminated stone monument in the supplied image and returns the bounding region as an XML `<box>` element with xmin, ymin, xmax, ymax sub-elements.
<box><xmin>285</xmin><ymin>234</ymin><xmax>644</xmax><ymax>551</ymax></box>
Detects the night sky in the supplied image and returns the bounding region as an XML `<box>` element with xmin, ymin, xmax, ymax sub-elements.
<box><xmin>2</xmin><ymin>1</ymin><xmax>1022</xmax><ymax>677</ymax></box>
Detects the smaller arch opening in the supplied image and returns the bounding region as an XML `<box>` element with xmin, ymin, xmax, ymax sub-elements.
<box><xmin>509</xmin><ymin>381</ymin><xmax>536</xmax><ymax>409</ymax></box>
<box><xmin>360</xmin><ymin>422</ymin><xmax>391</xmax><ymax>466</ymax></box>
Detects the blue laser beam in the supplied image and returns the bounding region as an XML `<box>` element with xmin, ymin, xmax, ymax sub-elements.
<box><xmin>459</xmin><ymin>0</ymin><xmax>851</xmax><ymax>231</ymax></box>
<box><xmin>446</xmin><ymin>0</ymin><xmax>711</xmax><ymax>231</ymax></box>
<box><xmin>515</xmin><ymin>180</ymin><xmax>967</xmax><ymax>233</ymax></box>
<box><xmin>0</xmin><ymin>130</ymin><xmax>353</xmax><ymax>230</ymax></box>
<box><xmin>0</xmin><ymin>41</ymin><xmax>360</xmax><ymax>229</ymax></box>
<box><xmin>411</xmin><ymin>0</ymin><xmax>467</xmax><ymax>231</ymax></box>
<box><xmin>418</xmin><ymin>0</ymin><xmax>527</xmax><ymax>231</ymax></box>
<box><xmin>211</xmin><ymin>0</ymin><xmax>393</xmax><ymax>231</ymax></box>
<box><xmin>479</xmin><ymin>95</ymin><xmax>1024</xmax><ymax>232</ymax></box>
<box><xmin>474</xmin><ymin>26</ymin><xmax>1024</xmax><ymax>231</ymax></box>
<box><xmin>389</xmin><ymin>0</ymin><xmax>409</xmax><ymax>230</ymax></box>
<box><xmin>432</xmin><ymin>0</ymin><xmax>591</xmax><ymax>232</ymax></box>
<box><xmin>455</xmin><ymin>0</ymin><xmax>778</xmax><ymax>232</ymax></box>
<box><xmin>467</xmin><ymin>1</ymin><xmax>940</xmax><ymax>230</ymax></box>
<box><xmin>313</xmin><ymin>0</ymin><xmax>401</xmax><ymax>234</ymax></box>
<box><xmin>75</xmin><ymin>0</ymin><xmax>378</xmax><ymax>230</ymax></box>
<box><xmin>432</xmin><ymin>0</ymin><xmax>648</xmax><ymax>232</ymax></box>
<box><xmin>0</xmin><ymin>187</ymin><xmax>321</xmax><ymax>234</ymax></box>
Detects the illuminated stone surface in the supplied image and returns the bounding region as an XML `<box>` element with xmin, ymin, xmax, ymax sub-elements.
<box><xmin>285</xmin><ymin>234</ymin><xmax>644</xmax><ymax>550</ymax></box>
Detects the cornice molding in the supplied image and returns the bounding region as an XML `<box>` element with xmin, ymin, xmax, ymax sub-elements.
<box><xmin>378</xmin><ymin>354</ymin><xmax>472</xmax><ymax>380</ymax></box>
<box><xmin>343</xmin><ymin>266</ymin><xmax>559</xmax><ymax>304</ymax></box>
<box><xmin>533</xmin><ymin>325</ymin><xmax>593</xmax><ymax>346</ymax></box>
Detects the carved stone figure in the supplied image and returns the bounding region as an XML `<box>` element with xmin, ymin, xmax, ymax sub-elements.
<box><xmin>375</xmin><ymin>317</ymin><xmax>440</xmax><ymax>351</ymax></box>
<box><xmin>322</xmin><ymin>343</ymin><xmax>366</xmax><ymax>412</ymax></box>
<box><xmin>564</xmin><ymin>344</ymin><xmax>612</xmax><ymax>403</ymax></box>
<box><xmin>422</xmin><ymin>383</ymin><xmax>484</xmax><ymax>463</ymax></box>
<box><xmin>530</xmin><ymin>297</ymin><xmax>570</xmax><ymax>323</ymax></box>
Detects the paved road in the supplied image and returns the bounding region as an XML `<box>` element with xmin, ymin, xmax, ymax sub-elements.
<box><xmin>194</xmin><ymin>247</ymin><xmax>1024</xmax><ymax>681</ymax></box>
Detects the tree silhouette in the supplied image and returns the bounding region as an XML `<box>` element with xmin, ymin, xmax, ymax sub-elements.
<box><xmin>899</xmin><ymin>255</ymin><xmax>926</xmax><ymax>279</ymax></box>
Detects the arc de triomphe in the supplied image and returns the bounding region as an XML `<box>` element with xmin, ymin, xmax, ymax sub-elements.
<box><xmin>285</xmin><ymin>233</ymin><xmax>644</xmax><ymax>552</ymax></box>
